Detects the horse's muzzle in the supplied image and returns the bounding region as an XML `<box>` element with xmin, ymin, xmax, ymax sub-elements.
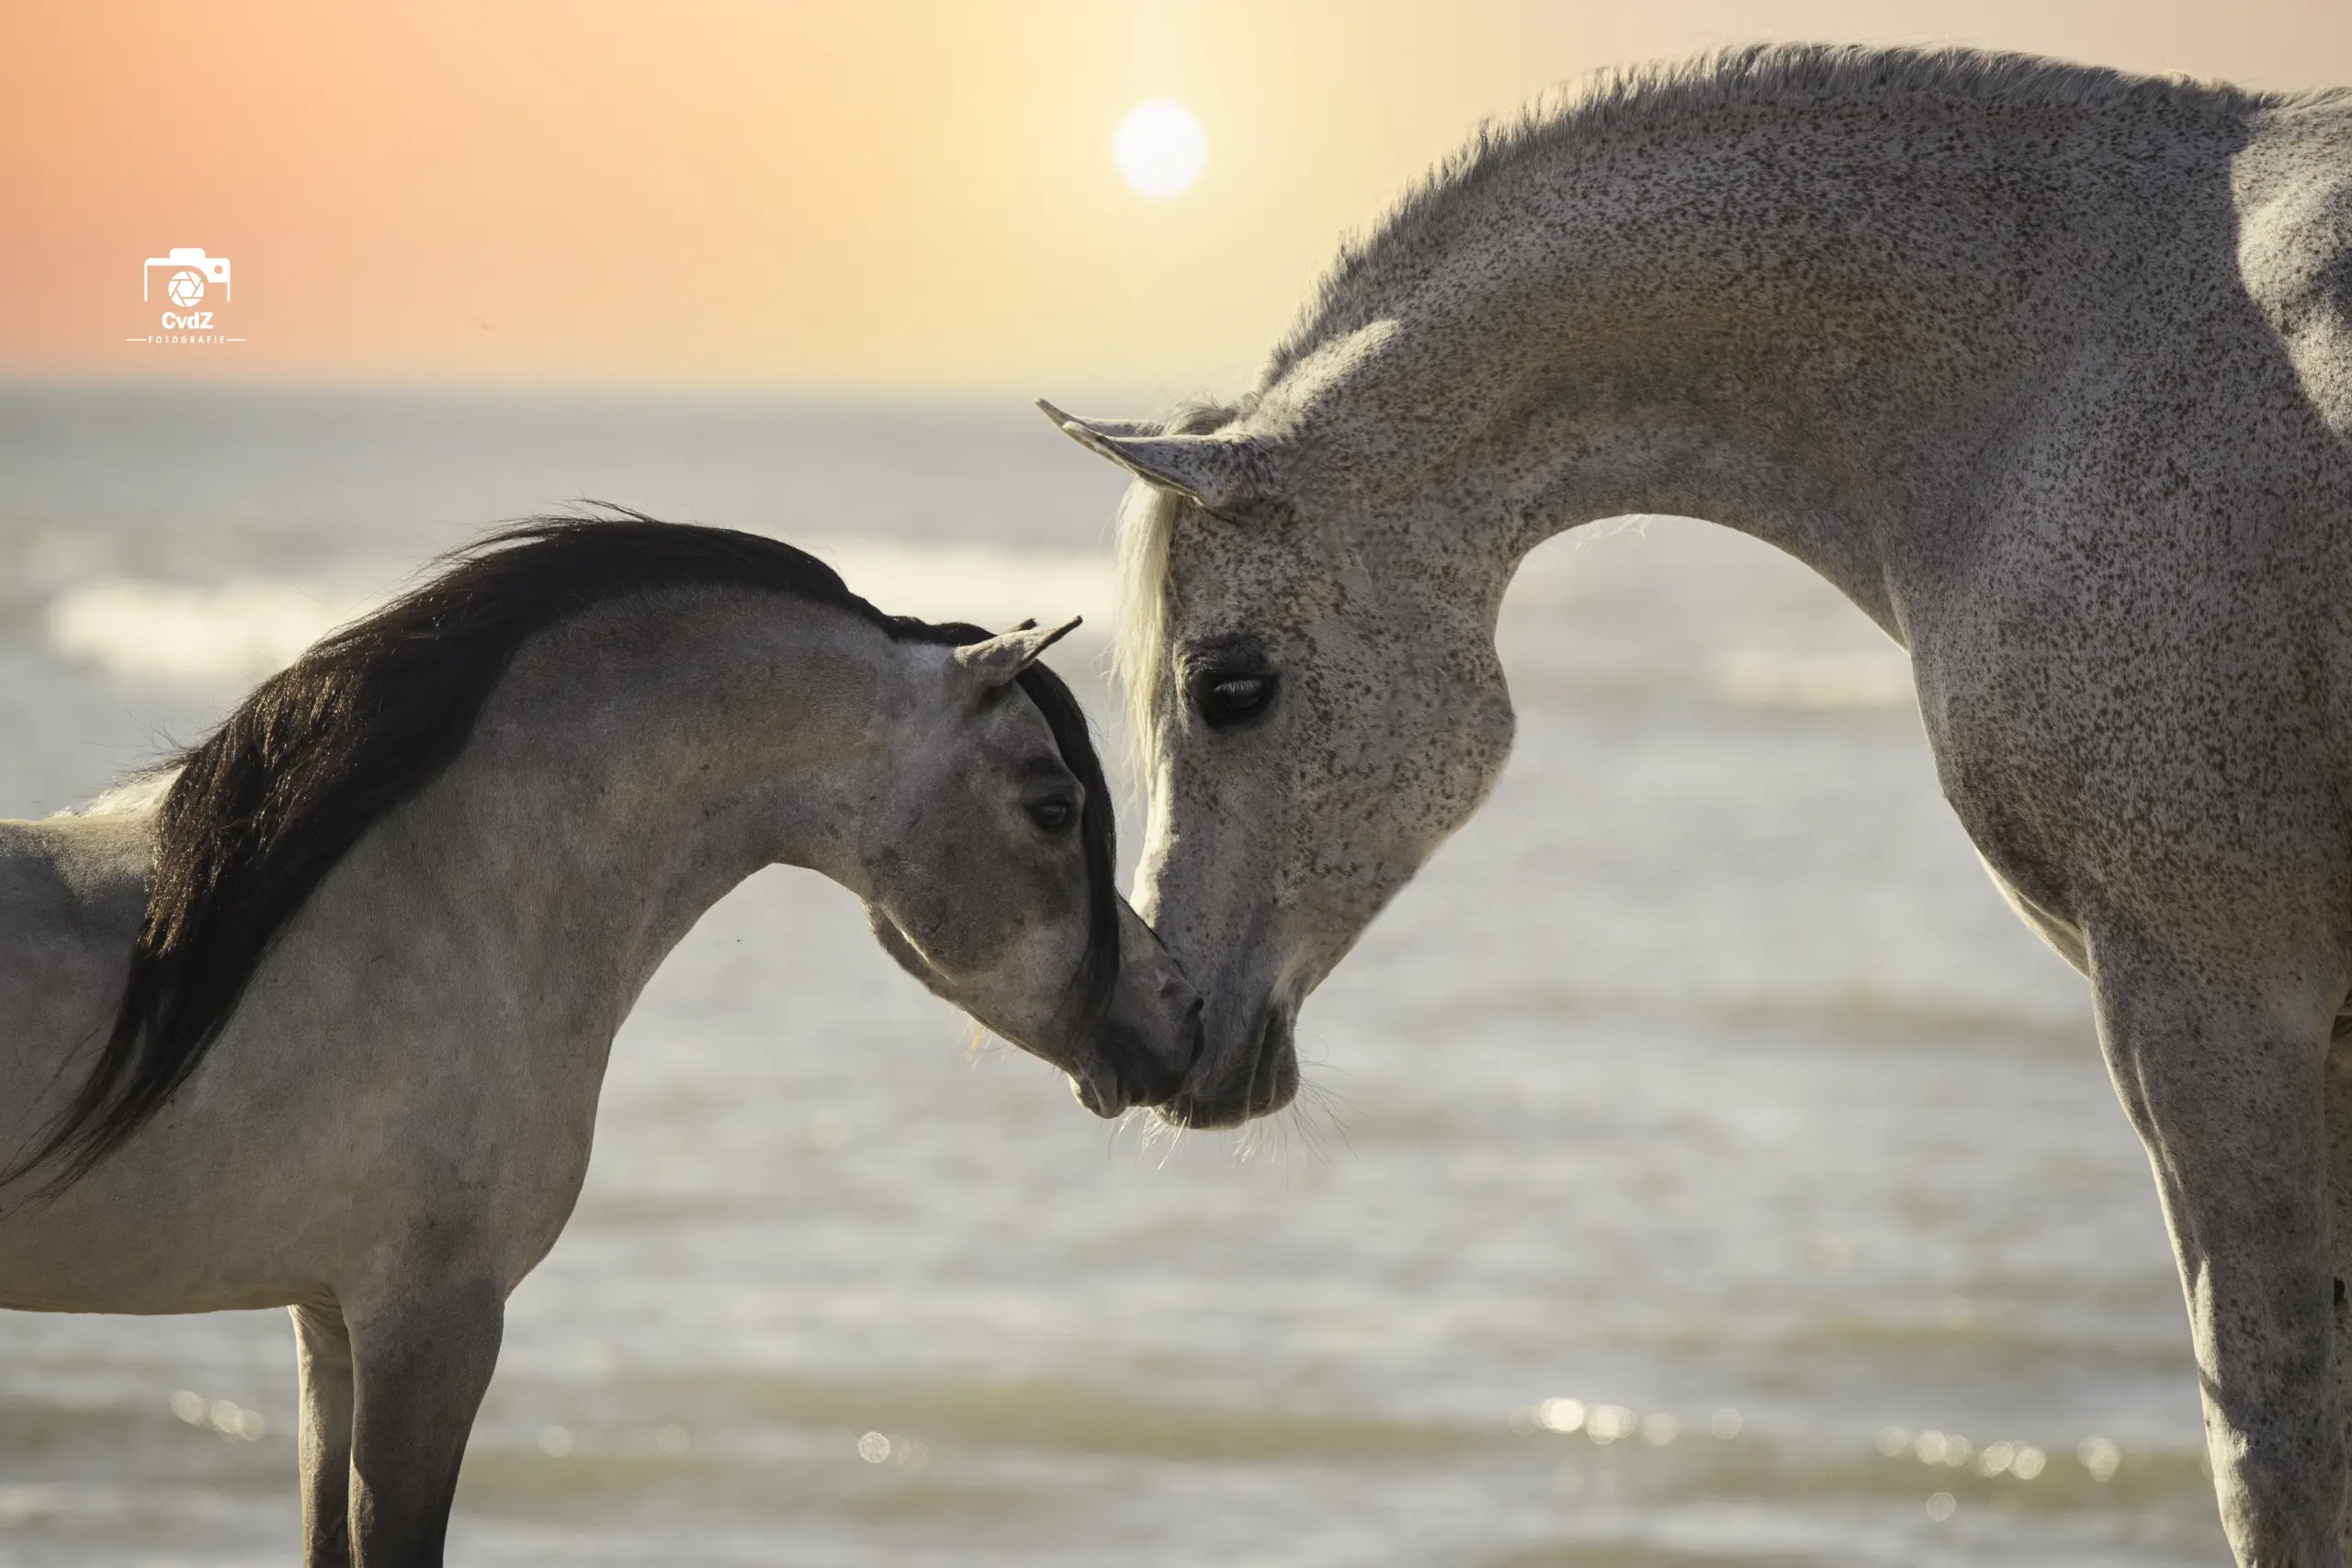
<box><xmin>1157</xmin><ymin>1001</ymin><xmax>1298</xmax><ymax>1129</ymax></box>
<box><xmin>1072</xmin><ymin>902</ymin><xmax>1207</xmax><ymax>1117</ymax></box>
<box><xmin>1071</xmin><ymin>996</ymin><xmax>1204</xmax><ymax>1118</ymax></box>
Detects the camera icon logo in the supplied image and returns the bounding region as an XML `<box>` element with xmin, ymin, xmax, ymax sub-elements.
<box><xmin>143</xmin><ymin>247</ymin><xmax>232</xmax><ymax>304</ymax></box>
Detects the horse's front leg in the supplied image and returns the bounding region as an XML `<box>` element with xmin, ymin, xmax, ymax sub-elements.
<box><xmin>344</xmin><ymin>1275</ymin><xmax>504</xmax><ymax>1568</ymax></box>
<box><xmin>292</xmin><ymin>1303</ymin><xmax>356</xmax><ymax>1567</ymax></box>
<box><xmin>2094</xmin><ymin>930</ymin><xmax>2343</xmax><ymax>1566</ymax></box>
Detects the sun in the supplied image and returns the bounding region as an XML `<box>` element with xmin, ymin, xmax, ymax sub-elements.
<box><xmin>1114</xmin><ymin>99</ymin><xmax>1206</xmax><ymax>198</ymax></box>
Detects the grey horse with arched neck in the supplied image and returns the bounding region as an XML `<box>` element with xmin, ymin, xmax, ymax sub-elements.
<box><xmin>0</xmin><ymin>517</ymin><xmax>1200</xmax><ymax>1566</ymax></box>
<box><xmin>1046</xmin><ymin>44</ymin><xmax>2352</xmax><ymax>1567</ymax></box>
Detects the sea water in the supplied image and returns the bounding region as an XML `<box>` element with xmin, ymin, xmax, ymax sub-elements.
<box><xmin>0</xmin><ymin>386</ymin><xmax>2220</xmax><ymax>1565</ymax></box>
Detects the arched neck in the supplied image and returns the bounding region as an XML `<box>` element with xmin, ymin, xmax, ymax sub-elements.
<box><xmin>397</xmin><ymin>592</ymin><xmax>899</xmax><ymax>1054</ymax></box>
<box><xmin>1272</xmin><ymin>89</ymin><xmax>2251</xmax><ymax>651</ymax></box>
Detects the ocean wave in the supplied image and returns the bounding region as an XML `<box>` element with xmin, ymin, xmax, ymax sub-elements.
<box><xmin>41</xmin><ymin>543</ymin><xmax>1114</xmax><ymax>687</ymax></box>
<box><xmin>46</xmin><ymin>578</ymin><xmax>384</xmax><ymax>684</ymax></box>
<box><xmin>808</xmin><ymin>542</ymin><xmax>1113</xmax><ymax>635</ymax></box>
<box><xmin>1713</xmin><ymin>651</ymin><xmax>1915</xmax><ymax>711</ymax></box>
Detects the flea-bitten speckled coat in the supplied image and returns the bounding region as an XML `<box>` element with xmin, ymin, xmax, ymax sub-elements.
<box><xmin>1049</xmin><ymin>44</ymin><xmax>2352</xmax><ymax>1567</ymax></box>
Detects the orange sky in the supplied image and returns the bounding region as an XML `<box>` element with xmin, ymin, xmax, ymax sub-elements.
<box><xmin>8</xmin><ymin>0</ymin><xmax>2351</xmax><ymax>396</ymax></box>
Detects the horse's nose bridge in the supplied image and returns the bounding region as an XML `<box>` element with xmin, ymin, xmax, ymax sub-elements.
<box><xmin>1089</xmin><ymin>900</ymin><xmax>1205</xmax><ymax>1106</ymax></box>
<box><xmin>1135</xmin><ymin>951</ymin><xmax>1206</xmax><ymax>1076</ymax></box>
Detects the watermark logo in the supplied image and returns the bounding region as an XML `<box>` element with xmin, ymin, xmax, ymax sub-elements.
<box><xmin>132</xmin><ymin>247</ymin><xmax>243</xmax><ymax>345</ymax></box>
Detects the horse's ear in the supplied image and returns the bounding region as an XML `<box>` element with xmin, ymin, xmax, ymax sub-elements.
<box><xmin>1036</xmin><ymin>400</ymin><xmax>1271</xmax><ymax>516</ymax></box>
<box><xmin>953</xmin><ymin>616</ymin><xmax>1082</xmax><ymax>690</ymax></box>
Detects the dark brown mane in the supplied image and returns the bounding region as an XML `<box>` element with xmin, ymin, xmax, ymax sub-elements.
<box><xmin>11</xmin><ymin>512</ymin><xmax>1117</xmax><ymax>1190</ymax></box>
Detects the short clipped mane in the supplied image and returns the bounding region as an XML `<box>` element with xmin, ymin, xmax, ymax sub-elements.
<box><xmin>1268</xmin><ymin>42</ymin><xmax>2278</xmax><ymax>383</ymax></box>
<box><xmin>13</xmin><ymin>513</ymin><xmax>1117</xmax><ymax>1191</ymax></box>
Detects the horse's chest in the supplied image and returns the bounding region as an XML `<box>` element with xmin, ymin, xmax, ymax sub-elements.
<box><xmin>1917</xmin><ymin>683</ymin><xmax>2086</xmax><ymax>929</ymax></box>
<box><xmin>1911</xmin><ymin>589</ymin><xmax>2352</xmax><ymax>949</ymax></box>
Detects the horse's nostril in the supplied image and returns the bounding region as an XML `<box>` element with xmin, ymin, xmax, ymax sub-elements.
<box><xmin>1069</xmin><ymin>1069</ymin><xmax>1127</xmax><ymax>1120</ymax></box>
<box><xmin>1245</xmin><ymin>1005</ymin><xmax>1297</xmax><ymax>1114</ymax></box>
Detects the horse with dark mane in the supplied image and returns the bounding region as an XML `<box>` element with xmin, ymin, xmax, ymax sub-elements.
<box><xmin>0</xmin><ymin>515</ymin><xmax>1201</xmax><ymax>1566</ymax></box>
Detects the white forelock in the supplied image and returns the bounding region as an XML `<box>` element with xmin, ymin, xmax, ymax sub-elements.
<box><xmin>1107</xmin><ymin>400</ymin><xmax>1238</xmax><ymax>773</ymax></box>
<box><xmin>1110</xmin><ymin>476</ymin><xmax>1181</xmax><ymax>773</ymax></box>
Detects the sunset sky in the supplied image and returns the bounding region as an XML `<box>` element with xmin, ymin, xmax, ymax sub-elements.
<box><xmin>9</xmin><ymin>0</ymin><xmax>2352</xmax><ymax>397</ymax></box>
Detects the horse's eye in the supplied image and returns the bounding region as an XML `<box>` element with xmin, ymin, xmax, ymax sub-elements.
<box><xmin>1194</xmin><ymin>671</ymin><xmax>1277</xmax><ymax>730</ymax></box>
<box><xmin>1026</xmin><ymin>795</ymin><xmax>1077</xmax><ymax>834</ymax></box>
